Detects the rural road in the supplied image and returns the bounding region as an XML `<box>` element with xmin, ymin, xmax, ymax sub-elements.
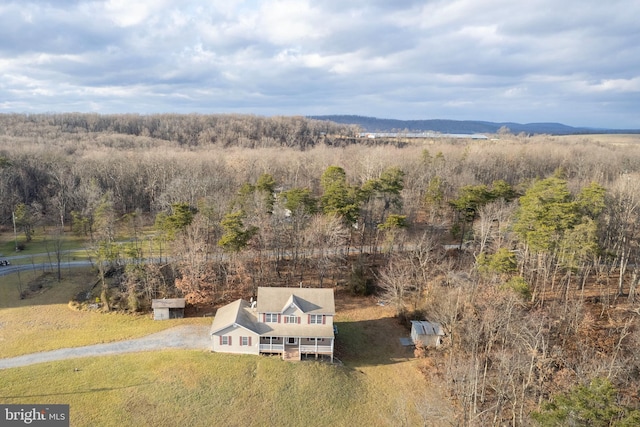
<box><xmin>0</xmin><ymin>260</ymin><xmax>93</xmax><ymax>277</ymax></box>
<box><xmin>0</xmin><ymin>243</ymin><xmax>408</xmax><ymax>277</ymax></box>
<box><xmin>0</xmin><ymin>325</ymin><xmax>211</xmax><ymax>370</ymax></box>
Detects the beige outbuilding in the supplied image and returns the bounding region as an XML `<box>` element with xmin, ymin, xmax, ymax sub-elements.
<box><xmin>152</xmin><ymin>298</ymin><xmax>186</xmax><ymax>320</ymax></box>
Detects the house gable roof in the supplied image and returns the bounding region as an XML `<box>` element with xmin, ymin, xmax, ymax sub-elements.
<box><xmin>210</xmin><ymin>299</ymin><xmax>260</xmax><ymax>335</ymax></box>
<box><xmin>257</xmin><ymin>287</ymin><xmax>335</xmax><ymax>315</ymax></box>
<box><xmin>283</xmin><ymin>294</ymin><xmax>306</xmax><ymax>313</ymax></box>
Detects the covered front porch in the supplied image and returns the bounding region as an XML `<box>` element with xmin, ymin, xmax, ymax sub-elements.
<box><xmin>259</xmin><ymin>336</ymin><xmax>334</xmax><ymax>361</ymax></box>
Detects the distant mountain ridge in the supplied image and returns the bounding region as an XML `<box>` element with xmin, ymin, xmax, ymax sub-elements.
<box><xmin>308</xmin><ymin>115</ymin><xmax>640</xmax><ymax>135</ymax></box>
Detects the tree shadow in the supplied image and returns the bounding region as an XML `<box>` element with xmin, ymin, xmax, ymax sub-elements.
<box><xmin>334</xmin><ymin>317</ymin><xmax>414</xmax><ymax>368</ymax></box>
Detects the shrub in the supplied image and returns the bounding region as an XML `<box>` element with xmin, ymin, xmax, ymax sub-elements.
<box><xmin>347</xmin><ymin>260</ymin><xmax>373</xmax><ymax>296</ymax></box>
<box><xmin>501</xmin><ymin>276</ymin><xmax>531</xmax><ymax>301</ymax></box>
<box><xmin>531</xmin><ymin>378</ymin><xmax>640</xmax><ymax>426</ymax></box>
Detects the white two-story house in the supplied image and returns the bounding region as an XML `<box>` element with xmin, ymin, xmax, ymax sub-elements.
<box><xmin>210</xmin><ymin>287</ymin><xmax>335</xmax><ymax>361</ymax></box>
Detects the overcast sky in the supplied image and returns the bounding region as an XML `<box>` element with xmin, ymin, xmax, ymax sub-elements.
<box><xmin>1</xmin><ymin>0</ymin><xmax>638</xmax><ymax>128</ymax></box>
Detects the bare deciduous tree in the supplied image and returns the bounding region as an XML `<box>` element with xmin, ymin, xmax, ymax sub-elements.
<box><xmin>377</xmin><ymin>255</ymin><xmax>415</xmax><ymax>316</ymax></box>
<box><xmin>304</xmin><ymin>214</ymin><xmax>348</xmax><ymax>287</ymax></box>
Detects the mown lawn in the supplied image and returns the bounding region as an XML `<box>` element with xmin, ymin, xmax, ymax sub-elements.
<box><xmin>0</xmin><ymin>273</ymin><xmax>453</xmax><ymax>426</ymax></box>
<box><xmin>1</xmin><ymin>350</ymin><xmax>440</xmax><ymax>426</ymax></box>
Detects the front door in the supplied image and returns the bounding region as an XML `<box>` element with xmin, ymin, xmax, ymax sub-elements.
<box><xmin>283</xmin><ymin>337</ymin><xmax>300</xmax><ymax>361</ymax></box>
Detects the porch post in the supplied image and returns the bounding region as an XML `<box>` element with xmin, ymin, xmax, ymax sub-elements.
<box><xmin>282</xmin><ymin>336</ymin><xmax>286</xmax><ymax>360</ymax></box>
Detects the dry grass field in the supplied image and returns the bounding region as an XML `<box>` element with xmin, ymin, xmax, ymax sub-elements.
<box><xmin>0</xmin><ymin>271</ymin><xmax>452</xmax><ymax>426</ymax></box>
<box><xmin>0</xmin><ymin>268</ymin><xmax>210</xmax><ymax>358</ymax></box>
<box><xmin>554</xmin><ymin>133</ymin><xmax>640</xmax><ymax>146</ymax></box>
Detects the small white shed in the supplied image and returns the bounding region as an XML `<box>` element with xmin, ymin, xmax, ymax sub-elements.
<box><xmin>152</xmin><ymin>298</ymin><xmax>186</xmax><ymax>320</ymax></box>
<box><xmin>411</xmin><ymin>320</ymin><xmax>445</xmax><ymax>347</ymax></box>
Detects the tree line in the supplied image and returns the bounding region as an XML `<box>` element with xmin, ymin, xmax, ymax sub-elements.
<box><xmin>0</xmin><ymin>113</ymin><xmax>359</xmax><ymax>148</ymax></box>
<box><xmin>1</xmin><ymin>113</ymin><xmax>640</xmax><ymax>425</ymax></box>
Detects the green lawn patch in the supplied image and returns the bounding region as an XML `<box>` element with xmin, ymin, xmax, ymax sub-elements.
<box><xmin>0</xmin><ymin>229</ymin><xmax>87</xmax><ymax>258</ymax></box>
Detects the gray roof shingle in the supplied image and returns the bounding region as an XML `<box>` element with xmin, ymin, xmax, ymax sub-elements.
<box><xmin>257</xmin><ymin>287</ymin><xmax>335</xmax><ymax>314</ymax></box>
<box><xmin>210</xmin><ymin>287</ymin><xmax>336</xmax><ymax>338</ymax></box>
<box><xmin>210</xmin><ymin>299</ymin><xmax>260</xmax><ymax>335</ymax></box>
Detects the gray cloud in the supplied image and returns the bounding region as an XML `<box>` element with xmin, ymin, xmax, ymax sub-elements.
<box><xmin>0</xmin><ymin>0</ymin><xmax>638</xmax><ymax>128</ymax></box>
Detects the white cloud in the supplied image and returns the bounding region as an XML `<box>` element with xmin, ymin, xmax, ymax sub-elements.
<box><xmin>0</xmin><ymin>0</ymin><xmax>638</xmax><ymax>127</ymax></box>
<box><xmin>102</xmin><ymin>0</ymin><xmax>170</xmax><ymax>27</ymax></box>
<box><xmin>257</xmin><ymin>0</ymin><xmax>328</xmax><ymax>45</ymax></box>
<box><xmin>586</xmin><ymin>78</ymin><xmax>640</xmax><ymax>93</ymax></box>
<box><xmin>502</xmin><ymin>86</ymin><xmax>528</xmax><ymax>98</ymax></box>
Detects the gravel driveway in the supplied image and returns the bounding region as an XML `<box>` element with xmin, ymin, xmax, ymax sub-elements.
<box><xmin>0</xmin><ymin>325</ymin><xmax>211</xmax><ymax>370</ymax></box>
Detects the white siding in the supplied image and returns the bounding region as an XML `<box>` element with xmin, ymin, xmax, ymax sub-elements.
<box><xmin>413</xmin><ymin>333</ymin><xmax>441</xmax><ymax>347</ymax></box>
<box><xmin>323</xmin><ymin>315</ymin><xmax>334</xmax><ymax>328</ymax></box>
<box><xmin>153</xmin><ymin>307</ymin><xmax>169</xmax><ymax>320</ymax></box>
<box><xmin>257</xmin><ymin>311</ymin><xmax>334</xmax><ymax>328</ymax></box>
<box><xmin>304</xmin><ymin>314</ymin><xmax>333</xmax><ymax>327</ymax></box>
<box><xmin>212</xmin><ymin>325</ymin><xmax>259</xmax><ymax>355</ymax></box>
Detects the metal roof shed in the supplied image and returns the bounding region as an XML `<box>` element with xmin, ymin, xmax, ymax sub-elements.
<box><xmin>411</xmin><ymin>320</ymin><xmax>445</xmax><ymax>347</ymax></box>
<box><xmin>152</xmin><ymin>298</ymin><xmax>186</xmax><ymax>320</ymax></box>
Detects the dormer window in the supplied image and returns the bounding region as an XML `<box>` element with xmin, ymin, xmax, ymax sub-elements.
<box><xmin>284</xmin><ymin>315</ymin><xmax>299</xmax><ymax>324</ymax></box>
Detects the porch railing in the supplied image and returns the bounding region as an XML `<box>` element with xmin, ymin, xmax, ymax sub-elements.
<box><xmin>260</xmin><ymin>343</ymin><xmax>284</xmax><ymax>352</ymax></box>
<box><xmin>300</xmin><ymin>344</ymin><xmax>333</xmax><ymax>354</ymax></box>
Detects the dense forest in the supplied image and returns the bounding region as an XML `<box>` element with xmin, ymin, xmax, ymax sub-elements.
<box><xmin>1</xmin><ymin>113</ymin><xmax>640</xmax><ymax>425</ymax></box>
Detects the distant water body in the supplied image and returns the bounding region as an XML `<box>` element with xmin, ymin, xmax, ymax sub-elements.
<box><xmin>358</xmin><ymin>132</ymin><xmax>488</xmax><ymax>139</ymax></box>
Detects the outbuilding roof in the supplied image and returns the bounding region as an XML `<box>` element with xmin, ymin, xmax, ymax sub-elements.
<box><xmin>411</xmin><ymin>320</ymin><xmax>444</xmax><ymax>336</ymax></box>
<box><xmin>151</xmin><ymin>298</ymin><xmax>186</xmax><ymax>309</ymax></box>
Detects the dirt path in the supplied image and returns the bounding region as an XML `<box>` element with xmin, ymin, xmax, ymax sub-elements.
<box><xmin>0</xmin><ymin>325</ymin><xmax>211</xmax><ymax>370</ymax></box>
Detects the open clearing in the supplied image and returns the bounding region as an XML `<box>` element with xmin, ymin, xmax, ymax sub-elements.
<box><xmin>0</xmin><ymin>268</ymin><xmax>210</xmax><ymax>358</ymax></box>
<box><xmin>0</xmin><ymin>271</ymin><xmax>452</xmax><ymax>426</ymax></box>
